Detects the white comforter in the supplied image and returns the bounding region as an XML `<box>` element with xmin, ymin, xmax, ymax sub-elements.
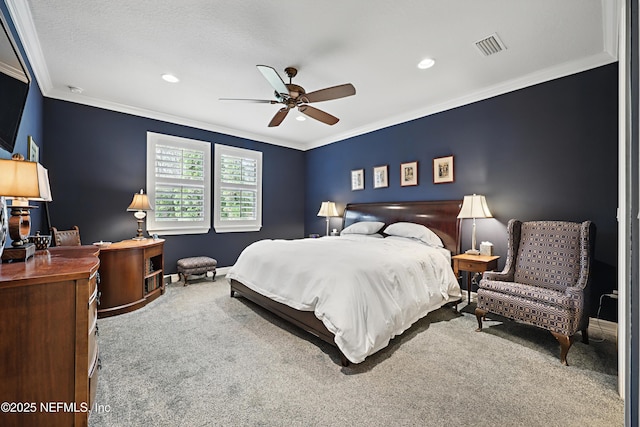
<box><xmin>227</xmin><ymin>235</ymin><xmax>461</xmax><ymax>363</ymax></box>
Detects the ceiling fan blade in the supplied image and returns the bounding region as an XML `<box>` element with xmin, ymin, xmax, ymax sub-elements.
<box><xmin>219</xmin><ymin>98</ymin><xmax>278</xmax><ymax>104</ymax></box>
<box><xmin>268</xmin><ymin>107</ymin><xmax>290</xmax><ymax>127</ymax></box>
<box><xmin>257</xmin><ymin>65</ymin><xmax>289</xmax><ymax>97</ymax></box>
<box><xmin>303</xmin><ymin>83</ymin><xmax>356</xmax><ymax>103</ymax></box>
<box><xmin>298</xmin><ymin>105</ymin><xmax>339</xmax><ymax>125</ymax></box>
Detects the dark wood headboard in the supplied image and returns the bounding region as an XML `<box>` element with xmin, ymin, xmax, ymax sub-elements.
<box><xmin>342</xmin><ymin>200</ymin><xmax>462</xmax><ymax>255</ymax></box>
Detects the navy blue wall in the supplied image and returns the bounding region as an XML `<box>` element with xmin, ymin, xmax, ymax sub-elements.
<box><xmin>305</xmin><ymin>64</ymin><xmax>618</xmax><ymax>321</ymax></box>
<box><xmin>43</xmin><ymin>100</ymin><xmax>305</xmax><ymax>271</ymax></box>
<box><xmin>0</xmin><ymin>3</ymin><xmax>46</xmax><ymax>235</ymax></box>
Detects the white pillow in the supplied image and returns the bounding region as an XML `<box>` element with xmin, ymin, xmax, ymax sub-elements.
<box><xmin>340</xmin><ymin>221</ymin><xmax>385</xmax><ymax>235</ymax></box>
<box><xmin>384</xmin><ymin>222</ymin><xmax>443</xmax><ymax>247</ymax></box>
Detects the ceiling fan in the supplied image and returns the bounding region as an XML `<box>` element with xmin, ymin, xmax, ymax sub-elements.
<box><xmin>220</xmin><ymin>65</ymin><xmax>356</xmax><ymax>127</ymax></box>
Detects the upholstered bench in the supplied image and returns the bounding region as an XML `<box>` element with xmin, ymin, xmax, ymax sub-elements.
<box><xmin>177</xmin><ymin>256</ymin><xmax>217</xmax><ymax>285</ymax></box>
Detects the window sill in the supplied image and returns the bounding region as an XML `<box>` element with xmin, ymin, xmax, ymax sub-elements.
<box><xmin>214</xmin><ymin>224</ymin><xmax>262</xmax><ymax>233</ymax></box>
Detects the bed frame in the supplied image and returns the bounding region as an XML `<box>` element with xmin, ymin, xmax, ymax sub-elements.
<box><xmin>230</xmin><ymin>200</ymin><xmax>462</xmax><ymax>366</ymax></box>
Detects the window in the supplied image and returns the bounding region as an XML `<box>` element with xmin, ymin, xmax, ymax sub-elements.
<box><xmin>146</xmin><ymin>132</ymin><xmax>211</xmax><ymax>235</ymax></box>
<box><xmin>214</xmin><ymin>144</ymin><xmax>262</xmax><ymax>233</ymax></box>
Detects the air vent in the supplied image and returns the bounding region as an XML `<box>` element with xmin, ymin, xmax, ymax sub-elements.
<box><xmin>475</xmin><ymin>33</ymin><xmax>506</xmax><ymax>56</ymax></box>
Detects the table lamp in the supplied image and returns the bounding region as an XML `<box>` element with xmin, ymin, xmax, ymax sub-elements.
<box><xmin>0</xmin><ymin>157</ymin><xmax>52</xmax><ymax>261</ymax></box>
<box><xmin>317</xmin><ymin>201</ymin><xmax>339</xmax><ymax>236</ymax></box>
<box><xmin>127</xmin><ymin>189</ymin><xmax>153</xmax><ymax>240</ymax></box>
<box><xmin>457</xmin><ymin>194</ymin><xmax>492</xmax><ymax>255</ymax></box>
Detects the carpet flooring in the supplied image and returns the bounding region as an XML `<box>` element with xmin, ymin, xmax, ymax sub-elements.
<box><xmin>89</xmin><ymin>278</ymin><xmax>623</xmax><ymax>427</ymax></box>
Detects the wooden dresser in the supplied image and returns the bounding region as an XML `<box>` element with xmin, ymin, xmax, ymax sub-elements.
<box><xmin>0</xmin><ymin>246</ymin><xmax>100</xmax><ymax>427</ymax></box>
<box><xmin>97</xmin><ymin>238</ymin><xmax>165</xmax><ymax>318</ymax></box>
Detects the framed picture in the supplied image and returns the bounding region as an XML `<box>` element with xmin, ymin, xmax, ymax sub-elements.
<box><xmin>28</xmin><ymin>136</ymin><xmax>39</xmax><ymax>162</ymax></box>
<box><xmin>351</xmin><ymin>169</ymin><xmax>364</xmax><ymax>190</ymax></box>
<box><xmin>433</xmin><ymin>155</ymin><xmax>454</xmax><ymax>184</ymax></box>
<box><xmin>373</xmin><ymin>165</ymin><xmax>388</xmax><ymax>188</ymax></box>
<box><xmin>400</xmin><ymin>161</ymin><xmax>418</xmax><ymax>186</ymax></box>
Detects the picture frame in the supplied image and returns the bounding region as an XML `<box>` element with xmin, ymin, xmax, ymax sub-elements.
<box><xmin>351</xmin><ymin>169</ymin><xmax>364</xmax><ymax>190</ymax></box>
<box><xmin>433</xmin><ymin>155</ymin><xmax>454</xmax><ymax>184</ymax></box>
<box><xmin>28</xmin><ymin>136</ymin><xmax>39</xmax><ymax>162</ymax></box>
<box><xmin>400</xmin><ymin>161</ymin><xmax>418</xmax><ymax>186</ymax></box>
<box><xmin>373</xmin><ymin>165</ymin><xmax>388</xmax><ymax>188</ymax></box>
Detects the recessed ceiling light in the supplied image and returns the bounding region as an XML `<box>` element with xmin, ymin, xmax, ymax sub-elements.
<box><xmin>161</xmin><ymin>74</ymin><xmax>180</xmax><ymax>83</ymax></box>
<box><xmin>417</xmin><ymin>58</ymin><xmax>435</xmax><ymax>69</ymax></box>
<box><xmin>296</xmin><ymin>116</ymin><xmax>306</xmax><ymax>121</ymax></box>
<box><xmin>68</xmin><ymin>85</ymin><xmax>83</xmax><ymax>94</ymax></box>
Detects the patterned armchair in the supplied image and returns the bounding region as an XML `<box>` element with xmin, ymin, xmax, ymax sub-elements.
<box><xmin>475</xmin><ymin>219</ymin><xmax>596</xmax><ymax>365</ymax></box>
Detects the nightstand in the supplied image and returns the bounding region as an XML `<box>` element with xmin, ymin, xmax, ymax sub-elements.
<box><xmin>452</xmin><ymin>254</ymin><xmax>500</xmax><ymax>304</ymax></box>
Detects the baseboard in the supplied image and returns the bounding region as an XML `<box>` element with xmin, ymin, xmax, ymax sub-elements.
<box><xmin>589</xmin><ymin>317</ymin><xmax>617</xmax><ymax>339</ymax></box>
<box><xmin>462</xmin><ymin>290</ymin><xmax>618</xmax><ymax>340</ymax></box>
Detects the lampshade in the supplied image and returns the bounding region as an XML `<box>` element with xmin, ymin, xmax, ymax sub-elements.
<box><xmin>457</xmin><ymin>194</ymin><xmax>492</xmax><ymax>219</ymax></box>
<box><xmin>317</xmin><ymin>201</ymin><xmax>338</xmax><ymax>217</ymax></box>
<box><xmin>0</xmin><ymin>159</ymin><xmax>52</xmax><ymax>201</ymax></box>
<box><xmin>127</xmin><ymin>190</ymin><xmax>153</xmax><ymax>211</ymax></box>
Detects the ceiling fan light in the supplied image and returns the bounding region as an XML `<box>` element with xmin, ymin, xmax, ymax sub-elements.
<box><xmin>296</xmin><ymin>116</ymin><xmax>306</xmax><ymax>121</ymax></box>
<box><xmin>417</xmin><ymin>58</ymin><xmax>436</xmax><ymax>69</ymax></box>
<box><xmin>161</xmin><ymin>73</ymin><xmax>180</xmax><ymax>83</ymax></box>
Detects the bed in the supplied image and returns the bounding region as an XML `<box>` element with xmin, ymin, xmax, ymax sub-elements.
<box><xmin>227</xmin><ymin>200</ymin><xmax>463</xmax><ymax>366</ymax></box>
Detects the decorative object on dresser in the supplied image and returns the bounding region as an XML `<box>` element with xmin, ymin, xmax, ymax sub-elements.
<box><xmin>177</xmin><ymin>256</ymin><xmax>217</xmax><ymax>285</ymax></box>
<box><xmin>0</xmin><ymin>196</ymin><xmax>7</xmax><ymax>259</ymax></box>
<box><xmin>97</xmin><ymin>238</ymin><xmax>165</xmax><ymax>318</ymax></box>
<box><xmin>51</xmin><ymin>225</ymin><xmax>82</xmax><ymax>246</ymax></box>
<box><xmin>475</xmin><ymin>219</ymin><xmax>596</xmax><ymax>366</ymax></box>
<box><xmin>0</xmin><ymin>246</ymin><xmax>100</xmax><ymax>426</ymax></box>
<box><xmin>0</xmin><ymin>156</ymin><xmax>52</xmax><ymax>262</ymax></box>
<box><xmin>28</xmin><ymin>230</ymin><xmax>51</xmax><ymax>250</ymax></box>
<box><xmin>317</xmin><ymin>201</ymin><xmax>339</xmax><ymax>236</ymax></box>
<box><xmin>127</xmin><ymin>189</ymin><xmax>153</xmax><ymax>240</ymax></box>
<box><xmin>457</xmin><ymin>194</ymin><xmax>492</xmax><ymax>255</ymax></box>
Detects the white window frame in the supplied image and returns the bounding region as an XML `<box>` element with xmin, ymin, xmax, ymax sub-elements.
<box><xmin>146</xmin><ymin>132</ymin><xmax>211</xmax><ymax>235</ymax></box>
<box><xmin>214</xmin><ymin>143</ymin><xmax>262</xmax><ymax>233</ymax></box>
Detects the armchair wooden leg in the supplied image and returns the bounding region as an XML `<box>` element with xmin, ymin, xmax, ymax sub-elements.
<box><xmin>581</xmin><ymin>329</ymin><xmax>589</xmax><ymax>344</ymax></box>
<box><xmin>474</xmin><ymin>308</ymin><xmax>487</xmax><ymax>332</ymax></box>
<box><xmin>551</xmin><ymin>331</ymin><xmax>575</xmax><ymax>366</ymax></box>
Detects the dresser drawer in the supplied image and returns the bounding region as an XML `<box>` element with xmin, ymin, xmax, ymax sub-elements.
<box><xmin>88</xmin><ymin>322</ymin><xmax>98</xmax><ymax>374</ymax></box>
<box><xmin>89</xmin><ymin>272</ymin><xmax>98</xmax><ymax>297</ymax></box>
<box><xmin>456</xmin><ymin>260</ymin><xmax>486</xmax><ymax>271</ymax></box>
<box><xmin>88</xmin><ymin>286</ymin><xmax>98</xmax><ymax>331</ymax></box>
<box><xmin>88</xmin><ymin>352</ymin><xmax>99</xmax><ymax>410</ymax></box>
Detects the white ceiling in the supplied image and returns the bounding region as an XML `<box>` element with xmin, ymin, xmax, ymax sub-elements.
<box><xmin>7</xmin><ymin>0</ymin><xmax>618</xmax><ymax>151</ymax></box>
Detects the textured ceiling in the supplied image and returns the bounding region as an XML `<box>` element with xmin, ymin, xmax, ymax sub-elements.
<box><xmin>7</xmin><ymin>0</ymin><xmax>618</xmax><ymax>150</ymax></box>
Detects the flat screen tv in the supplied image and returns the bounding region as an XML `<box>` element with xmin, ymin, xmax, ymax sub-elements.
<box><xmin>0</xmin><ymin>12</ymin><xmax>30</xmax><ymax>154</ymax></box>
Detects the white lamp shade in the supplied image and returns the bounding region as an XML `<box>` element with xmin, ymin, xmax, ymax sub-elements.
<box><xmin>457</xmin><ymin>194</ymin><xmax>492</xmax><ymax>219</ymax></box>
<box><xmin>127</xmin><ymin>189</ymin><xmax>153</xmax><ymax>211</ymax></box>
<box><xmin>317</xmin><ymin>201</ymin><xmax>339</xmax><ymax>217</ymax></box>
<box><xmin>0</xmin><ymin>158</ymin><xmax>52</xmax><ymax>201</ymax></box>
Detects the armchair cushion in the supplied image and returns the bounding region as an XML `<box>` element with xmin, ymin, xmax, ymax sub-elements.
<box><xmin>479</xmin><ymin>279</ymin><xmax>575</xmax><ymax>311</ymax></box>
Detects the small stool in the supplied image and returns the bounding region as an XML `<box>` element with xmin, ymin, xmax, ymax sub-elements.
<box><xmin>177</xmin><ymin>256</ymin><xmax>217</xmax><ymax>285</ymax></box>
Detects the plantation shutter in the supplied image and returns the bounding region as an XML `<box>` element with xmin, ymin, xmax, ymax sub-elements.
<box><xmin>154</xmin><ymin>144</ymin><xmax>206</xmax><ymax>222</ymax></box>
<box><xmin>214</xmin><ymin>144</ymin><xmax>262</xmax><ymax>232</ymax></box>
<box><xmin>146</xmin><ymin>132</ymin><xmax>211</xmax><ymax>235</ymax></box>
